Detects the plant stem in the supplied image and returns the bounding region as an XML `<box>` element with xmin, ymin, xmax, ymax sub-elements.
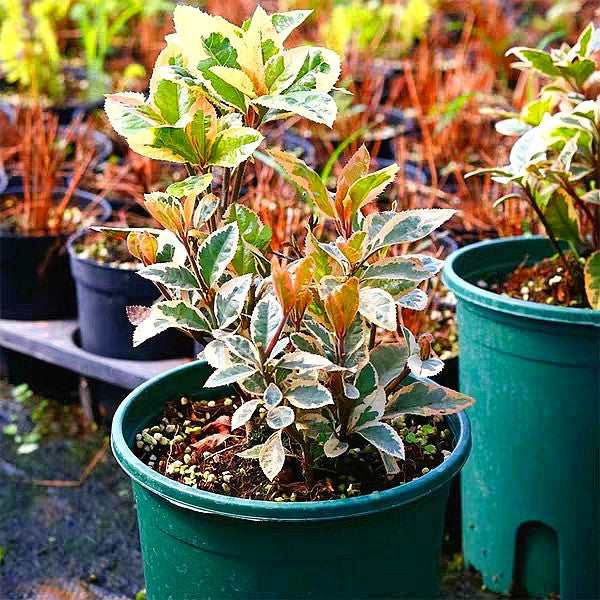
<box><xmin>385</xmin><ymin>366</ymin><xmax>410</xmax><ymax>396</ymax></box>
<box><xmin>287</xmin><ymin>425</ymin><xmax>314</xmax><ymax>483</ymax></box>
<box><xmin>524</xmin><ymin>185</ymin><xmax>579</xmax><ymax>280</ymax></box>
<box><xmin>230</xmin><ymin>161</ymin><xmax>247</xmax><ymax>207</ymax></box>
<box><xmin>264</xmin><ymin>312</ymin><xmax>289</xmax><ymax>358</ymax></box>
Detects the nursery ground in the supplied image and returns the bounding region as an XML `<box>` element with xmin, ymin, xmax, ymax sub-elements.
<box><xmin>0</xmin><ymin>382</ymin><xmax>523</xmax><ymax>600</ymax></box>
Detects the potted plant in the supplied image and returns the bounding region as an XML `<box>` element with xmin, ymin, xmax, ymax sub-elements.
<box><xmin>102</xmin><ymin>5</ymin><xmax>473</xmax><ymax>598</ymax></box>
<box><xmin>443</xmin><ymin>23</ymin><xmax>600</xmax><ymax>598</ymax></box>
<box><xmin>0</xmin><ymin>106</ymin><xmax>111</xmax><ymax>319</ymax></box>
<box><xmin>67</xmin><ymin>228</ymin><xmax>192</xmax><ymax>360</ymax></box>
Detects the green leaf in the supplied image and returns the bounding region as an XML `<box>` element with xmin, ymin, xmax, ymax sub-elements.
<box><xmin>231</xmin><ymin>399</ymin><xmax>260</xmax><ymax>430</ymax></box>
<box><xmin>205</xmin><ymin>364</ymin><xmax>258</xmax><ymax>388</ymax></box>
<box><xmin>367</xmin><ymin>209</ymin><xmax>456</xmax><ymax>252</ymax></box>
<box><xmin>584</xmin><ymin>251</ymin><xmax>600</xmax><ymax>309</ymax></box>
<box><xmin>198</xmin><ymin>31</ymin><xmax>241</xmax><ymax>71</ymax></box>
<box><xmin>286</xmin><ymin>382</ymin><xmax>333</xmax><ymax>409</ymax></box>
<box><xmin>138</xmin><ymin>263</ymin><xmax>200</xmax><ymax>290</ymax></box>
<box><xmin>259</xmin><ymin>430</ymin><xmax>286</xmax><ymax>481</ymax></box>
<box><xmin>166</xmin><ymin>174</ymin><xmax>213</xmax><ymax>198</ymax></box>
<box><xmin>266</xmin><ymin>405</ymin><xmax>295</xmax><ymax>429</ymax></box>
<box><xmin>153</xmin><ymin>79</ymin><xmax>195</xmax><ymax>125</ymax></box>
<box><xmin>357</xmin><ymin>422</ymin><xmax>405</xmax><ymax>459</ymax></box>
<box><xmin>3</xmin><ymin>423</ymin><xmax>18</xmax><ymax>436</ymax></box>
<box><xmin>214</xmin><ymin>274</ymin><xmax>252</xmax><ymax>329</ymax></box>
<box><xmin>508</xmin><ymin>47</ymin><xmax>559</xmax><ymax>77</ymax></box>
<box><xmin>346</xmin><ymin>163</ymin><xmax>399</xmax><ymax>217</ymax></box>
<box><xmin>355</xmin><ymin>362</ymin><xmax>378</xmax><ymax>399</ymax></box>
<box><xmin>250</xmin><ymin>294</ymin><xmax>283</xmax><ymax>351</ymax></box>
<box><xmin>544</xmin><ymin>193</ymin><xmax>581</xmax><ymax>246</ymax></box>
<box><xmin>226</xmin><ymin>205</ymin><xmax>272</xmax><ymax>275</ymax></box>
<box><xmin>209</xmin><ymin>127</ymin><xmax>263</xmax><ymax>168</ymax></box>
<box><xmin>198</xmin><ymin>223</ymin><xmax>239</xmax><ymax>287</ymax></box>
<box><xmin>385</xmin><ymin>381</ymin><xmax>475</xmax><ymax>419</ymax></box>
<box><xmin>370</xmin><ymin>343</ymin><xmax>409</xmax><ymax>387</ymax></box>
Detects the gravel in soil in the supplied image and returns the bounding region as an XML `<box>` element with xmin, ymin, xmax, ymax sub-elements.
<box><xmin>72</xmin><ymin>231</ymin><xmax>141</xmax><ymax>269</ymax></box>
<box><xmin>134</xmin><ymin>394</ymin><xmax>454</xmax><ymax>502</ymax></box>
<box><xmin>481</xmin><ymin>252</ymin><xmax>587</xmax><ymax>308</ymax></box>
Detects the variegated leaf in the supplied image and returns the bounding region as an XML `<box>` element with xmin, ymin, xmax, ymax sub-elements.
<box><xmin>204</xmin><ymin>364</ymin><xmax>258</xmax><ymax>388</ymax></box>
<box><xmin>231</xmin><ymin>399</ymin><xmax>261</xmax><ymax>430</ymax></box>
<box><xmin>357</xmin><ymin>422</ymin><xmax>405</xmax><ymax>459</ymax></box>
<box><xmin>266</xmin><ymin>406</ymin><xmax>295</xmax><ymax>429</ymax></box>
<box><xmin>138</xmin><ymin>263</ymin><xmax>200</xmax><ymax>290</ymax></box>
<box><xmin>370</xmin><ymin>343</ymin><xmax>409</xmax><ymax>387</ymax></box>
<box><xmin>367</xmin><ymin>209</ymin><xmax>456</xmax><ymax>252</ymax></box>
<box><xmin>286</xmin><ymin>382</ymin><xmax>333</xmax><ymax>409</ymax></box>
<box><xmin>263</xmin><ymin>383</ymin><xmax>283</xmax><ymax>409</ymax></box>
<box><xmin>385</xmin><ymin>381</ymin><xmax>474</xmax><ymax>418</ymax></box>
<box><xmin>256</xmin><ymin>91</ymin><xmax>338</xmax><ymax>127</ymax></box>
<box><xmin>209</xmin><ymin>127</ymin><xmax>263</xmax><ymax>168</ymax></box>
<box><xmin>250</xmin><ymin>294</ymin><xmax>284</xmax><ymax>351</ymax></box>
<box><xmin>166</xmin><ymin>174</ymin><xmax>212</xmax><ymax>198</ymax></box>
<box><xmin>358</xmin><ymin>287</ymin><xmax>397</xmax><ymax>331</ymax></box>
<box><xmin>198</xmin><ymin>223</ymin><xmax>239</xmax><ymax>287</ymax></box>
<box><xmin>323</xmin><ymin>435</ymin><xmax>349</xmax><ymax>458</ymax></box>
<box><xmin>275</xmin><ymin>350</ymin><xmax>336</xmax><ymax>372</ymax></box>
<box><xmin>214</xmin><ymin>274</ymin><xmax>252</xmax><ymax>329</ymax></box>
<box><xmin>259</xmin><ymin>430</ymin><xmax>286</xmax><ymax>481</ymax></box>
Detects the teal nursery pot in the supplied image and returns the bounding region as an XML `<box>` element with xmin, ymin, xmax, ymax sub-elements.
<box><xmin>112</xmin><ymin>361</ymin><xmax>471</xmax><ymax>600</ymax></box>
<box><xmin>443</xmin><ymin>236</ymin><xmax>600</xmax><ymax>599</ymax></box>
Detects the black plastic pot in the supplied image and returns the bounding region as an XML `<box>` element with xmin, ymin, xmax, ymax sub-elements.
<box><xmin>0</xmin><ymin>187</ymin><xmax>111</xmax><ymax>320</ymax></box>
<box><xmin>67</xmin><ymin>230</ymin><xmax>192</xmax><ymax>360</ymax></box>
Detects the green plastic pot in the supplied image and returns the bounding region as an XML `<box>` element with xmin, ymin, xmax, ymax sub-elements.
<box><xmin>112</xmin><ymin>361</ymin><xmax>471</xmax><ymax>600</ymax></box>
<box><xmin>443</xmin><ymin>236</ymin><xmax>600</xmax><ymax>598</ymax></box>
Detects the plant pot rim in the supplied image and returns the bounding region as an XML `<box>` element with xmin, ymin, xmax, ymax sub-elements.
<box><xmin>66</xmin><ymin>227</ymin><xmax>140</xmax><ymax>273</ymax></box>
<box><xmin>443</xmin><ymin>235</ymin><xmax>600</xmax><ymax>327</ymax></box>
<box><xmin>0</xmin><ymin>186</ymin><xmax>111</xmax><ymax>240</ymax></box>
<box><xmin>111</xmin><ymin>360</ymin><xmax>471</xmax><ymax>522</ymax></box>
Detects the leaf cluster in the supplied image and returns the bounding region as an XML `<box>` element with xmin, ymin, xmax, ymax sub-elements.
<box><xmin>470</xmin><ymin>22</ymin><xmax>600</xmax><ymax>309</ymax></box>
<box><xmin>100</xmin><ymin>4</ymin><xmax>473</xmax><ymax>482</ymax></box>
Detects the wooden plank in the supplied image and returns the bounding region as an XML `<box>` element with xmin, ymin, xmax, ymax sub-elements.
<box><xmin>0</xmin><ymin>318</ymin><xmax>189</xmax><ymax>390</ymax></box>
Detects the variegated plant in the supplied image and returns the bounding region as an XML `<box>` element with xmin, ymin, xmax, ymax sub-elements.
<box><xmin>470</xmin><ymin>23</ymin><xmax>600</xmax><ymax>310</ymax></box>
<box><xmin>99</xmin><ymin>4</ymin><xmax>473</xmax><ymax>483</ymax></box>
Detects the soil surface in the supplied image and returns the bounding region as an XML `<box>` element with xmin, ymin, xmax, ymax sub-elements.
<box><xmin>482</xmin><ymin>253</ymin><xmax>587</xmax><ymax>308</ymax></box>
<box><xmin>0</xmin><ymin>380</ymin><xmax>548</xmax><ymax>599</ymax></box>
<box><xmin>134</xmin><ymin>394</ymin><xmax>454</xmax><ymax>502</ymax></box>
<box><xmin>72</xmin><ymin>231</ymin><xmax>140</xmax><ymax>269</ymax></box>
